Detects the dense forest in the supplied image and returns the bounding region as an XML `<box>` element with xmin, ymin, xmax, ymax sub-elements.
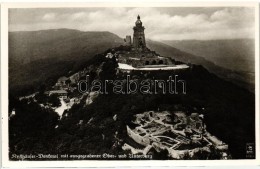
<box><xmin>9</xmin><ymin>46</ymin><xmax>255</xmax><ymax>160</ymax></box>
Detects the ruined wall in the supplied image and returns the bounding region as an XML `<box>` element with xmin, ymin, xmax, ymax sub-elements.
<box><xmin>126</xmin><ymin>126</ymin><xmax>150</xmax><ymax>146</ymax></box>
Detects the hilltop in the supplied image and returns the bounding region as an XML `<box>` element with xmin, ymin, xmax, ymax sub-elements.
<box><xmin>9</xmin><ymin>46</ymin><xmax>255</xmax><ymax>159</ymax></box>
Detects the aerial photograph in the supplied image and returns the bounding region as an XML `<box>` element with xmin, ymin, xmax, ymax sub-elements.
<box><xmin>7</xmin><ymin>6</ymin><xmax>256</xmax><ymax>161</ymax></box>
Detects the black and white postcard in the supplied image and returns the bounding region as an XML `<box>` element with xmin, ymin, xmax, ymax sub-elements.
<box><xmin>1</xmin><ymin>2</ymin><xmax>259</xmax><ymax>167</ymax></box>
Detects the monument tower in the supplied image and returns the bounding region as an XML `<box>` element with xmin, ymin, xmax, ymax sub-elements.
<box><xmin>133</xmin><ymin>15</ymin><xmax>146</xmax><ymax>50</ymax></box>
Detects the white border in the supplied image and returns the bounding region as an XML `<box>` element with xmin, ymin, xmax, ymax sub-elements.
<box><xmin>1</xmin><ymin>2</ymin><xmax>260</xmax><ymax>167</ymax></box>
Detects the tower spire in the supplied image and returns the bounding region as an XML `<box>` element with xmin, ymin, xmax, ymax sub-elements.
<box><xmin>133</xmin><ymin>15</ymin><xmax>146</xmax><ymax>50</ymax></box>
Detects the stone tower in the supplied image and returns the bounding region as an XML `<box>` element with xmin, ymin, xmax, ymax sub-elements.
<box><xmin>125</xmin><ymin>35</ymin><xmax>132</xmax><ymax>46</ymax></box>
<box><xmin>133</xmin><ymin>15</ymin><xmax>146</xmax><ymax>50</ymax></box>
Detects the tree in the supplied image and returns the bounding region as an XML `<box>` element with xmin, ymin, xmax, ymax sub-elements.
<box><xmin>48</xmin><ymin>94</ymin><xmax>61</xmax><ymax>107</ymax></box>
<box><xmin>65</xmin><ymin>79</ymin><xmax>71</xmax><ymax>86</ymax></box>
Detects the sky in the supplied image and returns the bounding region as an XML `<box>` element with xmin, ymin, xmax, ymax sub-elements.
<box><xmin>9</xmin><ymin>7</ymin><xmax>255</xmax><ymax>40</ymax></box>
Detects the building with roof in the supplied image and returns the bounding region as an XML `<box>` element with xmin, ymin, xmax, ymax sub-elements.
<box><xmin>45</xmin><ymin>90</ymin><xmax>68</xmax><ymax>99</ymax></box>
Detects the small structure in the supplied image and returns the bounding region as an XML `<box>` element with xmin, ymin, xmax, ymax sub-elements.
<box><xmin>124</xmin><ymin>36</ymin><xmax>132</xmax><ymax>46</ymax></box>
<box><xmin>46</xmin><ymin>90</ymin><xmax>68</xmax><ymax>99</ymax></box>
<box><xmin>187</xmin><ymin>113</ymin><xmax>204</xmax><ymax>134</ymax></box>
<box><xmin>105</xmin><ymin>53</ymin><xmax>114</xmax><ymax>59</ymax></box>
<box><xmin>56</xmin><ymin>76</ymin><xmax>68</xmax><ymax>86</ymax></box>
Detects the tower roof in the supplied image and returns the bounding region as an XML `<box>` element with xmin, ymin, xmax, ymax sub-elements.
<box><xmin>135</xmin><ymin>15</ymin><xmax>142</xmax><ymax>26</ymax></box>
